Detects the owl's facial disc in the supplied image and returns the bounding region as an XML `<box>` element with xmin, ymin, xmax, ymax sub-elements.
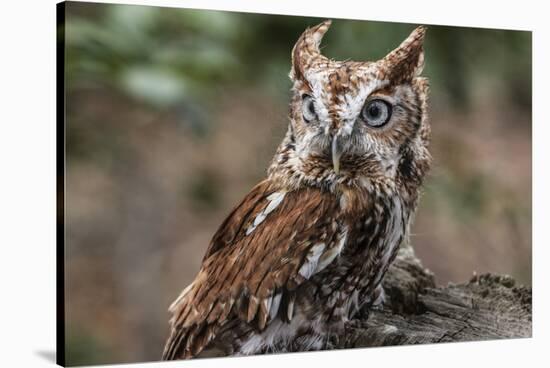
<box><xmin>297</xmin><ymin>77</ymin><xmax>391</xmax><ymax>175</ymax></box>
<box><xmin>287</xmin><ymin>21</ymin><xmax>428</xmax><ymax>180</ymax></box>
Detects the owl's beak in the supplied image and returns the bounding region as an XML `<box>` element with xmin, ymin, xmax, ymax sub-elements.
<box><xmin>331</xmin><ymin>134</ymin><xmax>343</xmax><ymax>175</ymax></box>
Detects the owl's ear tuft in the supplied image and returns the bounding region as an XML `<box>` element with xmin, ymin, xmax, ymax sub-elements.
<box><xmin>290</xmin><ymin>20</ymin><xmax>332</xmax><ymax>85</ymax></box>
<box><xmin>382</xmin><ymin>26</ymin><xmax>426</xmax><ymax>83</ymax></box>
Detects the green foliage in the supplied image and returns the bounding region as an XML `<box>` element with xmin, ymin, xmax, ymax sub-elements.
<box><xmin>65</xmin><ymin>4</ymin><xmax>244</xmax><ymax>109</ymax></box>
<box><xmin>64</xmin><ymin>3</ymin><xmax>531</xmax><ymax>113</ymax></box>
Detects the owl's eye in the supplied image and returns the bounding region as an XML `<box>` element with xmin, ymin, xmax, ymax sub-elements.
<box><xmin>361</xmin><ymin>99</ymin><xmax>392</xmax><ymax>127</ymax></box>
<box><xmin>302</xmin><ymin>95</ymin><xmax>317</xmax><ymax>123</ymax></box>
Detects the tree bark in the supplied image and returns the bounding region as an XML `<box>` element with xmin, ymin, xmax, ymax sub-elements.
<box><xmin>336</xmin><ymin>246</ymin><xmax>532</xmax><ymax>349</ymax></box>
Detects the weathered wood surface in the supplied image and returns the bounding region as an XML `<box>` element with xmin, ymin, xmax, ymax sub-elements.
<box><xmin>334</xmin><ymin>246</ymin><xmax>532</xmax><ymax>349</ymax></box>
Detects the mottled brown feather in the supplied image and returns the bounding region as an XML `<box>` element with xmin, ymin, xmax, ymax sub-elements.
<box><xmin>163</xmin><ymin>183</ymin><xmax>342</xmax><ymax>359</ymax></box>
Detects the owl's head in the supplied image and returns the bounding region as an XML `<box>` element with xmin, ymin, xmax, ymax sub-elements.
<box><xmin>271</xmin><ymin>20</ymin><xmax>431</xmax><ymax>193</ymax></box>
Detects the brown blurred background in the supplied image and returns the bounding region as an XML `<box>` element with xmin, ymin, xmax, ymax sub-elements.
<box><xmin>62</xmin><ymin>2</ymin><xmax>532</xmax><ymax>366</ymax></box>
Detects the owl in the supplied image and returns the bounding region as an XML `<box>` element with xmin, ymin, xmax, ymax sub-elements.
<box><xmin>162</xmin><ymin>20</ymin><xmax>431</xmax><ymax>360</ymax></box>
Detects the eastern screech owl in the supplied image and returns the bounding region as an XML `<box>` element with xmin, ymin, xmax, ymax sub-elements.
<box><xmin>163</xmin><ymin>20</ymin><xmax>431</xmax><ymax>360</ymax></box>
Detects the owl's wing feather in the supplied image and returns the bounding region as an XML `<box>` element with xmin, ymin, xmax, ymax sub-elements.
<box><xmin>202</xmin><ymin>181</ymin><xmax>273</xmax><ymax>260</ymax></box>
<box><xmin>162</xmin><ymin>180</ymin><xmax>345</xmax><ymax>359</ymax></box>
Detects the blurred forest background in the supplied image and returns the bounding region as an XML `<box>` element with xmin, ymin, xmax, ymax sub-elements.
<box><xmin>62</xmin><ymin>2</ymin><xmax>532</xmax><ymax>366</ymax></box>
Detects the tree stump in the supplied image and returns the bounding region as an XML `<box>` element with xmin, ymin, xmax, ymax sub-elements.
<box><xmin>334</xmin><ymin>245</ymin><xmax>532</xmax><ymax>349</ymax></box>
